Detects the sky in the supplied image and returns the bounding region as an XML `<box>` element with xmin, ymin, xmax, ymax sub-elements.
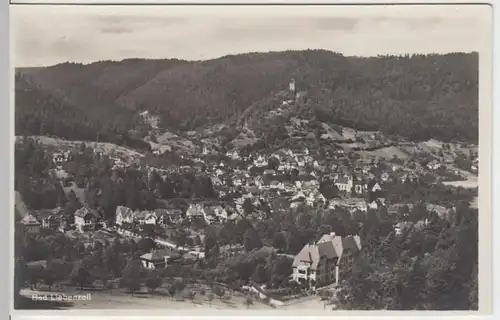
<box><xmin>11</xmin><ymin>4</ymin><xmax>492</xmax><ymax>67</ymax></box>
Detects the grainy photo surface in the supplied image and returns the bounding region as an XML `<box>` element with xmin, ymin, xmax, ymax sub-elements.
<box><xmin>11</xmin><ymin>4</ymin><xmax>489</xmax><ymax>312</ymax></box>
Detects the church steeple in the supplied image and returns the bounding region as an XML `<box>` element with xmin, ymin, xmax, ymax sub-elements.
<box><xmin>289</xmin><ymin>78</ymin><xmax>296</xmax><ymax>93</ymax></box>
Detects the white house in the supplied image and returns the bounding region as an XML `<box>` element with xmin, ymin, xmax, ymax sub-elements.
<box><xmin>115</xmin><ymin>206</ymin><xmax>134</xmax><ymax>226</ymax></box>
<box><xmin>427</xmin><ymin>160</ymin><xmax>442</xmax><ymax>170</ymax></box>
<box><xmin>142</xmin><ymin>211</ymin><xmax>159</xmax><ymax>225</ymax></box>
<box><xmin>74</xmin><ymin>207</ymin><xmax>101</xmax><ymax>233</ymax></box>
<box><xmin>254</xmin><ymin>155</ymin><xmax>268</xmax><ymax>167</ymax></box>
<box><xmin>186</xmin><ymin>204</ymin><xmax>205</xmax><ymax>221</ymax></box>
<box><xmin>21</xmin><ymin>213</ymin><xmax>41</xmax><ymax>234</ymax></box>
<box><xmin>354</xmin><ymin>183</ymin><xmax>368</xmax><ymax>194</ymax></box>
<box><xmin>292</xmin><ymin>233</ymin><xmax>362</xmax><ymax>288</ymax></box>
<box><xmin>226</xmin><ymin>150</ymin><xmax>240</xmax><ymax>160</ymax></box>
<box><xmin>140</xmin><ymin>249</ymin><xmax>180</xmax><ymax>270</ymax></box>
<box><xmin>371</xmin><ymin>182</ymin><xmax>382</xmax><ymax>193</ymax></box>
<box><xmin>204</xmin><ymin>205</ymin><xmax>228</xmax><ymax>224</ymax></box>
<box><xmin>334</xmin><ymin>175</ymin><xmax>353</xmax><ymax>193</ymax></box>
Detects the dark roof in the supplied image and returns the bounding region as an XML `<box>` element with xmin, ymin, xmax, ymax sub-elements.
<box><xmin>317</xmin><ymin>241</ymin><xmax>339</xmax><ymax>259</ymax></box>
<box><xmin>34</xmin><ymin>208</ymin><xmax>63</xmax><ymax>219</ymax></box>
<box><xmin>342</xmin><ymin>235</ymin><xmax>362</xmax><ymax>253</ymax></box>
<box><xmin>335</xmin><ymin>176</ymin><xmax>350</xmax><ymax>185</ymax></box>
<box><xmin>293</xmin><ymin>233</ymin><xmax>362</xmax><ymax>269</ymax></box>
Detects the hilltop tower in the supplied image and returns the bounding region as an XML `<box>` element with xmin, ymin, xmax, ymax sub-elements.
<box><xmin>289</xmin><ymin>78</ymin><xmax>296</xmax><ymax>93</ymax></box>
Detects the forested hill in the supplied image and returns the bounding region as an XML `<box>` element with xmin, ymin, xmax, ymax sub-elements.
<box><xmin>16</xmin><ymin>50</ymin><xmax>478</xmax><ymax>143</ymax></box>
<box><xmin>15</xmin><ymin>74</ymin><xmax>151</xmax><ymax>150</ymax></box>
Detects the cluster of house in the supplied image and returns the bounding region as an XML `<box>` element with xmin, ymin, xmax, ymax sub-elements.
<box><xmin>19</xmin><ymin>207</ymin><xmax>67</xmax><ymax>234</ymax></box>
<box><xmin>19</xmin><ymin>206</ymin><xmax>108</xmax><ymax>235</ymax></box>
<box><xmin>192</xmin><ymin>144</ymin><xmax>402</xmax><ymax>220</ymax></box>
<box><xmin>139</xmin><ymin>110</ymin><xmax>160</xmax><ymax>129</ymax></box>
<box><xmin>115</xmin><ymin>205</ymin><xmax>184</xmax><ymax>227</ymax></box>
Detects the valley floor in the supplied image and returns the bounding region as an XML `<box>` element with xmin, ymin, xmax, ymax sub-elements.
<box><xmin>18</xmin><ymin>288</ymin><xmax>273</xmax><ymax>310</ymax></box>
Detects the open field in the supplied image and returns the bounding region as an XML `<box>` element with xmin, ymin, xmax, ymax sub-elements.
<box><xmin>14</xmin><ymin>191</ymin><xmax>29</xmax><ymax>218</ymax></box>
<box><xmin>355</xmin><ymin>146</ymin><xmax>410</xmax><ymax>160</ymax></box>
<box><xmin>442</xmin><ymin>165</ymin><xmax>478</xmax><ymax>189</ymax></box>
<box><xmin>442</xmin><ymin>179</ymin><xmax>478</xmax><ymax>189</ymax></box>
<box><xmin>280</xmin><ymin>295</ymin><xmax>328</xmax><ymax>310</ymax></box>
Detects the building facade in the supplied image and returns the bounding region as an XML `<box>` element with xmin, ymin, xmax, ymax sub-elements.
<box><xmin>292</xmin><ymin>232</ymin><xmax>362</xmax><ymax>289</ymax></box>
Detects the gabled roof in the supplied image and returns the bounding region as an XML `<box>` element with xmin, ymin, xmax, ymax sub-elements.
<box><xmin>186</xmin><ymin>204</ymin><xmax>205</xmax><ymax>216</ymax></box>
<box><xmin>116</xmin><ymin>206</ymin><xmax>134</xmax><ymax>219</ymax></box>
<box><xmin>342</xmin><ymin>235</ymin><xmax>362</xmax><ymax>253</ymax></box>
<box><xmin>291</xmin><ymin>192</ymin><xmax>306</xmax><ymax>202</ymax></box>
<box><xmin>34</xmin><ymin>208</ymin><xmax>63</xmax><ymax>220</ymax></box>
<box><xmin>317</xmin><ymin>241</ymin><xmax>340</xmax><ymax>259</ymax></box>
<box><xmin>21</xmin><ymin>213</ymin><xmax>41</xmax><ymax>225</ymax></box>
<box><xmin>426</xmin><ymin>204</ymin><xmax>451</xmax><ymax>218</ymax></box>
<box><xmin>74</xmin><ymin>206</ymin><xmax>99</xmax><ymax>219</ymax></box>
<box><xmin>132</xmin><ymin>210</ymin><xmax>149</xmax><ymax>220</ymax></box>
<box><xmin>140</xmin><ymin>248</ymin><xmax>180</xmax><ymax>262</ymax></box>
<box><xmin>335</xmin><ymin>175</ymin><xmax>352</xmax><ymax>185</ymax></box>
<box><xmin>293</xmin><ymin>233</ymin><xmax>362</xmax><ymax>269</ymax></box>
<box><xmin>293</xmin><ymin>244</ymin><xmax>320</xmax><ymax>269</ymax></box>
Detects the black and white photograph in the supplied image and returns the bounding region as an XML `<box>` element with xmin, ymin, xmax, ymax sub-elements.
<box><xmin>11</xmin><ymin>3</ymin><xmax>492</xmax><ymax>312</ymax></box>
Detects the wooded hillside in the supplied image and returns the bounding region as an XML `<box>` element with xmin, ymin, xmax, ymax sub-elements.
<box><xmin>16</xmin><ymin>50</ymin><xmax>478</xmax><ymax>143</ymax></box>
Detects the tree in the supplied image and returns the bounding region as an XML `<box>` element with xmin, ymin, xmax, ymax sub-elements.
<box><xmin>273</xmin><ymin>232</ymin><xmax>287</xmax><ymax>251</ymax></box>
<box><xmin>245</xmin><ymin>296</ymin><xmax>254</xmax><ymax>309</ymax></box>
<box><xmin>145</xmin><ymin>270</ymin><xmax>162</xmax><ymax>293</ymax></box>
<box><xmin>243</xmin><ymin>198</ymin><xmax>254</xmax><ymax>216</ymax></box>
<box><xmin>204</xmin><ymin>227</ymin><xmax>219</xmax><ymax>258</ymax></box>
<box><xmin>26</xmin><ymin>264</ymin><xmax>45</xmax><ymax>290</ymax></box>
<box><xmin>45</xmin><ymin>259</ymin><xmax>72</xmax><ymax>289</ymax></box>
<box><xmin>243</xmin><ymin>228</ymin><xmax>262</xmax><ymax>252</ymax></box>
<box><xmin>71</xmin><ymin>263</ymin><xmax>91</xmax><ymax>290</ymax></box>
<box><xmin>187</xmin><ymin>290</ymin><xmax>196</xmax><ymax>303</ymax></box>
<box><xmin>267</xmin><ymin>156</ymin><xmax>280</xmax><ymax>170</ymax></box>
<box><xmin>213</xmin><ymin>286</ymin><xmax>225</xmax><ymax>300</ymax></box>
<box><xmin>206</xmin><ymin>292</ymin><xmax>214</xmax><ymax>306</ymax></box>
<box><xmin>120</xmin><ymin>259</ymin><xmax>141</xmax><ymax>293</ymax></box>
<box><xmin>252</xmin><ymin>264</ymin><xmax>267</xmax><ymax>284</ymax></box>
<box><xmin>171</xmin><ymin>279</ymin><xmax>186</xmax><ymax>296</ymax></box>
<box><xmin>467</xmin><ymin>264</ymin><xmax>478</xmax><ymax>310</ymax></box>
<box><xmin>138</xmin><ymin>238</ymin><xmax>156</xmax><ymax>253</ymax></box>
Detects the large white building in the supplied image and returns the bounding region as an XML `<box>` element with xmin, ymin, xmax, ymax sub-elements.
<box><xmin>292</xmin><ymin>233</ymin><xmax>362</xmax><ymax>289</ymax></box>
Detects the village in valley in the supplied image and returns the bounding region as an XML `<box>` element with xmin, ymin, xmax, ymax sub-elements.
<box><xmin>14</xmin><ymin>76</ymin><xmax>479</xmax><ymax>310</ymax></box>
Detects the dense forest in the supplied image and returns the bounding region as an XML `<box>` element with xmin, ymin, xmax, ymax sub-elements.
<box><xmin>15</xmin><ymin>75</ymin><xmax>151</xmax><ymax>150</ymax></box>
<box><xmin>16</xmin><ymin>50</ymin><xmax>478</xmax><ymax>144</ymax></box>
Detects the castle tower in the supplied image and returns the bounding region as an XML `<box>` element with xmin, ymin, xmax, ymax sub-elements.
<box><xmin>289</xmin><ymin>78</ymin><xmax>296</xmax><ymax>93</ymax></box>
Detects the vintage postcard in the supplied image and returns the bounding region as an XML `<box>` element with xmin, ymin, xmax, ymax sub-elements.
<box><xmin>10</xmin><ymin>2</ymin><xmax>493</xmax><ymax>316</ymax></box>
